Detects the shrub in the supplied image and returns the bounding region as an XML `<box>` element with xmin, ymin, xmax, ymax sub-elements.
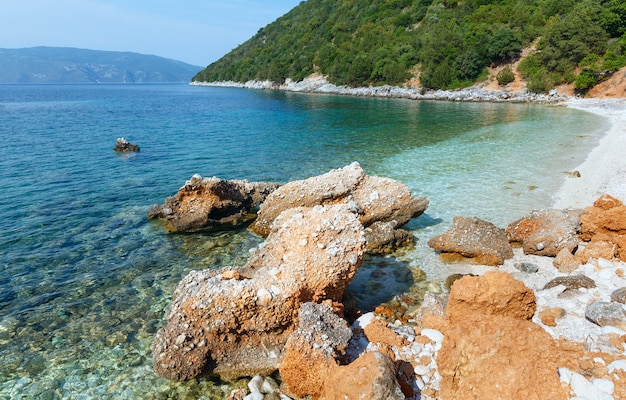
<box><xmin>496</xmin><ymin>66</ymin><xmax>516</xmax><ymax>86</ymax></box>
<box><xmin>574</xmin><ymin>69</ymin><xmax>599</xmax><ymax>91</ymax></box>
<box><xmin>526</xmin><ymin>70</ymin><xmax>553</xmax><ymax>93</ymax></box>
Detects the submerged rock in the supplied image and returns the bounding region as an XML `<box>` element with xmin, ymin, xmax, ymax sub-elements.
<box><xmin>148</xmin><ymin>174</ymin><xmax>280</xmax><ymax>233</ymax></box>
<box><xmin>251</xmin><ymin>162</ymin><xmax>428</xmax><ymax>254</ymax></box>
<box><xmin>152</xmin><ymin>204</ymin><xmax>366</xmax><ymax>381</ymax></box>
<box><xmin>113</xmin><ymin>137</ymin><xmax>139</xmax><ymax>152</ymax></box>
<box><xmin>506</xmin><ymin>209</ymin><xmax>582</xmax><ymax>257</ymax></box>
<box><xmin>427</xmin><ymin>216</ymin><xmax>513</xmax><ymax>266</ymax></box>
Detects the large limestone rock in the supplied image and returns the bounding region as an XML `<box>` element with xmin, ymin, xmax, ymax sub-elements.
<box><xmin>578</xmin><ymin>194</ymin><xmax>626</xmax><ymax>262</ymax></box>
<box><xmin>152</xmin><ymin>204</ymin><xmax>366</xmax><ymax>381</ymax></box>
<box><xmin>148</xmin><ymin>174</ymin><xmax>280</xmax><ymax>233</ymax></box>
<box><xmin>251</xmin><ymin>163</ymin><xmax>429</xmax><ymax>251</ymax></box>
<box><xmin>427</xmin><ymin>216</ymin><xmax>513</xmax><ymax>266</ymax></box>
<box><xmin>506</xmin><ymin>209</ymin><xmax>582</xmax><ymax>257</ymax></box>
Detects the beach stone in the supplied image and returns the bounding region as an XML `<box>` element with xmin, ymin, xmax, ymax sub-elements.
<box><xmin>153</xmin><ymin>204</ymin><xmax>366</xmax><ymax>381</ymax></box>
<box><xmin>279</xmin><ymin>302</ymin><xmax>353</xmax><ymax>398</ymax></box>
<box><xmin>364</xmin><ymin>221</ymin><xmax>414</xmax><ymax>255</ymax></box>
<box><xmin>576</xmin><ymin>240</ymin><xmax>617</xmax><ymax>264</ymax></box>
<box><xmin>446</xmin><ymin>271</ymin><xmax>536</xmax><ymax>322</ymax></box>
<box><xmin>514</xmin><ymin>262</ymin><xmax>539</xmax><ymax>273</ymax></box>
<box><xmin>506</xmin><ymin>209</ymin><xmax>582</xmax><ymax>257</ymax></box>
<box><xmin>611</xmin><ymin>287</ymin><xmax>626</xmax><ymax>304</ymax></box>
<box><xmin>251</xmin><ymin>162</ymin><xmax>428</xmax><ymax>254</ymax></box>
<box><xmin>543</xmin><ymin>275</ymin><xmax>596</xmax><ymax>291</ymax></box>
<box><xmin>553</xmin><ymin>247</ymin><xmax>582</xmax><ymax>273</ymax></box>
<box><xmin>321</xmin><ymin>351</ymin><xmax>405</xmax><ymax>400</ymax></box>
<box><xmin>539</xmin><ymin>307</ymin><xmax>566</xmax><ymax>327</ymax></box>
<box><xmin>148</xmin><ymin>174</ymin><xmax>280</xmax><ymax>233</ymax></box>
<box><xmin>585</xmin><ymin>302</ymin><xmax>626</xmax><ymax>329</ymax></box>
<box><xmin>579</xmin><ymin>194</ymin><xmax>626</xmax><ymax>261</ymax></box>
<box><xmin>427</xmin><ymin>216</ymin><xmax>513</xmax><ymax>266</ymax></box>
<box><xmin>113</xmin><ymin>137</ymin><xmax>139</xmax><ymax>152</ymax></box>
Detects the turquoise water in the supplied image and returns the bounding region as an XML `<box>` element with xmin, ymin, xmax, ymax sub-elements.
<box><xmin>0</xmin><ymin>84</ymin><xmax>608</xmax><ymax>399</ymax></box>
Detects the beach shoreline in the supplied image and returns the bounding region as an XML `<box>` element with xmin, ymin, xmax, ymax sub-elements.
<box><xmin>195</xmin><ymin>78</ymin><xmax>626</xmax><ymax>210</ymax></box>
<box><xmin>553</xmin><ymin>98</ymin><xmax>626</xmax><ymax>209</ymax></box>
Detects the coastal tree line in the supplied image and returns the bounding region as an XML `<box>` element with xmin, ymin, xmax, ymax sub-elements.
<box><xmin>193</xmin><ymin>0</ymin><xmax>626</xmax><ymax>93</ymax></box>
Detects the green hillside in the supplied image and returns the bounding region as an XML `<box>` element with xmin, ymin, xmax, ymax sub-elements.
<box><xmin>0</xmin><ymin>47</ymin><xmax>202</xmax><ymax>84</ymax></box>
<box><xmin>193</xmin><ymin>0</ymin><xmax>626</xmax><ymax>93</ymax></box>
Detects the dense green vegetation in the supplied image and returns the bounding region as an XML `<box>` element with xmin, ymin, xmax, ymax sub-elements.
<box><xmin>193</xmin><ymin>0</ymin><xmax>626</xmax><ymax>93</ymax></box>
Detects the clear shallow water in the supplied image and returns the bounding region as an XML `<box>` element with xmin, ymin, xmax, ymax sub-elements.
<box><xmin>0</xmin><ymin>84</ymin><xmax>607</xmax><ymax>399</ymax></box>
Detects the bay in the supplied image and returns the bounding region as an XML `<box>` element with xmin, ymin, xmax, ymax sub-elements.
<box><xmin>0</xmin><ymin>84</ymin><xmax>607</xmax><ymax>398</ymax></box>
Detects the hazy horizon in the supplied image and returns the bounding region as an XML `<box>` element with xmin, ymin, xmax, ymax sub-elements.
<box><xmin>0</xmin><ymin>0</ymin><xmax>301</xmax><ymax>67</ymax></box>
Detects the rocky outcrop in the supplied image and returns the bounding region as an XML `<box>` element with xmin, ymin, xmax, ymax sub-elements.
<box><xmin>578</xmin><ymin>194</ymin><xmax>626</xmax><ymax>262</ymax></box>
<box><xmin>506</xmin><ymin>209</ymin><xmax>582</xmax><ymax>257</ymax></box>
<box><xmin>148</xmin><ymin>174</ymin><xmax>280</xmax><ymax>233</ymax></box>
<box><xmin>152</xmin><ymin>204</ymin><xmax>366</xmax><ymax>381</ymax></box>
<box><xmin>113</xmin><ymin>137</ymin><xmax>139</xmax><ymax>152</ymax></box>
<box><xmin>251</xmin><ymin>162</ymin><xmax>429</xmax><ymax>254</ymax></box>
<box><xmin>427</xmin><ymin>216</ymin><xmax>513</xmax><ymax>266</ymax></box>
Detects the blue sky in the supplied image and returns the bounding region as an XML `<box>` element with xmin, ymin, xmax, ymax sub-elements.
<box><xmin>0</xmin><ymin>0</ymin><xmax>302</xmax><ymax>66</ymax></box>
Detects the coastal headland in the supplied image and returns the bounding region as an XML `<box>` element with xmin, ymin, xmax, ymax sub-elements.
<box><xmin>156</xmin><ymin>79</ymin><xmax>626</xmax><ymax>399</ymax></box>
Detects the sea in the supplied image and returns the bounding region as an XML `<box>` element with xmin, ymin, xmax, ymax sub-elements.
<box><xmin>0</xmin><ymin>83</ymin><xmax>609</xmax><ymax>399</ymax></box>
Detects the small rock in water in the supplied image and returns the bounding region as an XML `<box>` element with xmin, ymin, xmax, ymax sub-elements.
<box><xmin>611</xmin><ymin>287</ymin><xmax>626</xmax><ymax>304</ymax></box>
<box><xmin>585</xmin><ymin>301</ymin><xmax>626</xmax><ymax>329</ymax></box>
<box><xmin>113</xmin><ymin>137</ymin><xmax>140</xmax><ymax>152</ymax></box>
<box><xmin>445</xmin><ymin>273</ymin><xmax>476</xmax><ymax>290</ymax></box>
<box><xmin>514</xmin><ymin>262</ymin><xmax>539</xmax><ymax>273</ymax></box>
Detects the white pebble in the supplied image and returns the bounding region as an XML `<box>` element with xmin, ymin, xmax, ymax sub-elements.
<box><xmin>558</xmin><ymin>367</ymin><xmax>572</xmax><ymax>384</ymax></box>
<box><xmin>248</xmin><ymin>375</ymin><xmax>264</xmax><ymax>393</ymax></box>
<box><xmin>421</xmin><ymin>328</ymin><xmax>444</xmax><ymax>344</ymax></box>
<box><xmin>244</xmin><ymin>393</ymin><xmax>264</xmax><ymax>400</ymax></box>
<box><xmin>608</xmin><ymin>359</ymin><xmax>626</xmax><ymax>373</ymax></box>
<box><xmin>414</xmin><ymin>365</ymin><xmax>430</xmax><ymax>376</ymax></box>
<box><xmin>352</xmin><ymin>312</ymin><xmax>375</xmax><ymax>329</ymax></box>
<box><xmin>592</xmin><ymin>378</ymin><xmax>614</xmax><ymax>395</ymax></box>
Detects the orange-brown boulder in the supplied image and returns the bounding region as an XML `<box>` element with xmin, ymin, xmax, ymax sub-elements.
<box><xmin>427</xmin><ymin>216</ymin><xmax>513</xmax><ymax>266</ymax></box>
<box><xmin>445</xmin><ymin>270</ymin><xmax>536</xmax><ymax>323</ymax></box>
<box><xmin>321</xmin><ymin>351</ymin><xmax>405</xmax><ymax>400</ymax></box>
<box><xmin>506</xmin><ymin>209</ymin><xmax>582</xmax><ymax>256</ymax></box>
<box><xmin>579</xmin><ymin>194</ymin><xmax>626</xmax><ymax>261</ymax></box>
<box><xmin>152</xmin><ymin>204</ymin><xmax>366</xmax><ymax>381</ymax></box>
<box><xmin>148</xmin><ymin>174</ymin><xmax>280</xmax><ymax>233</ymax></box>
<box><xmin>438</xmin><ymin>271</ymin><xmax>576</xmax><ymax>400</ymax></box>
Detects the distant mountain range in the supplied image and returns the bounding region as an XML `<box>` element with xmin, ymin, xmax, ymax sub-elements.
<box><xmin>0</xmin><ymin>47</ymin><xmax>203</xmax><ymax>83</ymax></box>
